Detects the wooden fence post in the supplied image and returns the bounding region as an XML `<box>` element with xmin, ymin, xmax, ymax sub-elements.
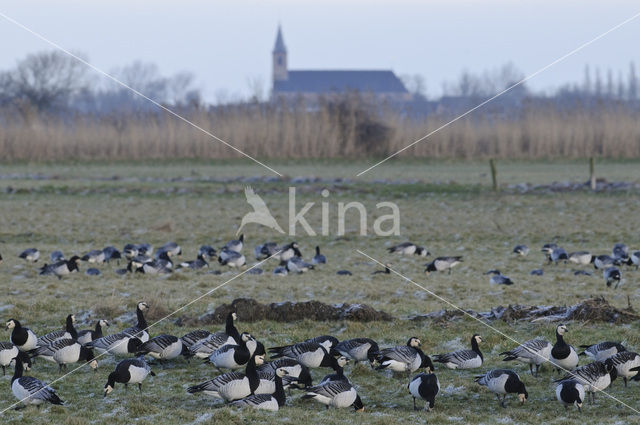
<box><xmin>489</xmin><ymin>159</ymin><xmax>498</xmax><ymax>191</ymax></box>
<box><xmin>589</xmin><ymin>157</ymin><xmax>596</xmax><ymax>190</ymax></box>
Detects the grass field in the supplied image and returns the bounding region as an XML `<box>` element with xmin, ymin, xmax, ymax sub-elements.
<box><xmin>1</xmin><ymin>159</ymin><xmax>639</xmax><ymax>424</ymax></box>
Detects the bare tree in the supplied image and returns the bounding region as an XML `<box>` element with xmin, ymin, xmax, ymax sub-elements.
<box><xmin>628</xmin><ymin>62</ymin><xmax>637</xmax><ymax>100</ymax></box>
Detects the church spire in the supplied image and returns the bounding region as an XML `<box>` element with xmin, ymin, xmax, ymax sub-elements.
<box><xmin>272</xmin><ymin>25</ymin><xmax>288</xmax><ymax>82</ymax></box>
<box><xmin>273</xmin><ymin>25</ymin><xmax>287</xmax><ymax>53</ymax></box>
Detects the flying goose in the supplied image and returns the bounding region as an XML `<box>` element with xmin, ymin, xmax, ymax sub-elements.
<box><xmin>37</xmin><ymin>314</ymin><xmax>77</xmax><ymax>347</ymax></box>
<box><xmin>512</xmin><ymin>245</ymin><xmax>529</xmax><ymax>256</ymax></box>
<box><xmin>606</xmin><ymin>351</ymin><xmax>640</xmax><ymax>387</ymax></box>
<box><xmin>409</xmin><ymin>372</ymin><xmax>439</xmax><ymax>411</ymax></box>
<box><xmin>136</xmin><ymin>334</ymin><xmax>186</xmax><ymax>362</ymax></box>
<box><xmin>603</xmin><ymin>267</ymin><xmax>621</xmax><ymax>288</ymax></box>
<box><xmin>230</xmin><ymin>367</ymin><xmax>288</xmax><ymax>411</ymax></box>
<box><xmin>555</xmin><ymin>360</ymin><xmax>616</xmax><ymax>403</ymax></box>
<box><xmin>375</xmin><ymin>337</ymin><xmax>433</xmax><ymax>377</ymax></box>
<box><xmin>6</xmin><ymin>319</ymin><xmax>38</xmax><ymax>352</ymax></box>
<box><xmin>302</xmin><ymin>380</ymin><xmax>364</xmax><ymax>411</ymax></box>
<box><xmin>475</xmin><ymin>369</ymin><xmax>528</xmax><ymax>408</ymax></box>
<box><xmin>18</xmin><ymin>248</ymin><xmax>40</xmax><ymax>263</ymax></box>
<box><xmin>556</xmin><ymin>379</ymin><xmax>585</xmax><ymax>412</ymax></box>
<box><xmin>121</xmin><ymin>301</ymin><xmax>150</xmax><ymax>343</ymax></box>
<box><xmin>11</xmin><ymin>354</ymin><xmax>64</xmax><ymax>408</ymax></box>
<box><xmin>207</xmin><ymin>332</ymin><xmax>258</xmax><ymax>370</ymax></box>
<box><xmin>312</xmin><ymin>246</ymin><xmax>327</xmax><ymax>264</ymax></box>
<box><xmin>550</xmin><ymin>324</ymin><xmax>579</xmax><ymax>373</ymax></box>
<box><xmin>579</xmin><ymin>341</ymin><xmax>627</xmax><ymax>362</ymax></box>
<box><xmin>104</xmin><ymin>356</ymin><xmax>155</xmax><ymax>396</ymax></box>
<box><xmin>434</xmin><ymin>334</ymin><xmax>483</xmax><ymax>369</ymax></box>
<box><xmin>424</xmin><ymin>256</ymin><xmax>462</xmax><ymax>274</ymax></box>
<box><xmin>500</xmin><ymin>338</ymin><xmax>552</xmax><ymax>377</ymax></box>
<box><xmin>335</xmin><ymin>338</ymin><xmax>380</xmax><ymax>367</ymax></box>
<box><xmin>187</xmin><ymin>354</ymin><xmax>264</xmax><ymax>401</ymax></box>
<box><xmin>77</xmin><ymin>319</ymin><xmax>110</xmax><ymax>346</ymax></box>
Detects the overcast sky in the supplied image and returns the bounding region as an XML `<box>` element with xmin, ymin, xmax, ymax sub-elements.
<box><xmin>1</xmin><ymin>0</ymin><xmax>639</xmax><ymax>102</ymax></box>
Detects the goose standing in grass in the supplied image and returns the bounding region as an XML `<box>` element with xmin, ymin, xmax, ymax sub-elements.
<box><xmin>104</xmin><ymin>355</ymin><xmax>155</xmax><ymax>396</ymax></box>
<box><xmin>612</xmin><ymin>243</ymin><xmax>629</xmax><ymax>261</ymax></box>
<box><xmin>512</xmin><ymin>245</ymin><xmax>529</xmax><ymax>257</ymax></box>
<box><xmin>136</xmin><ymin>334</ymin><xmax>185</xmax><ymax>363</ymax></box>
<box><xmin>319</xmin><ymin>356</ymin><xmax>350</xmax><ymax>384</ymax></box>
<box><xmin>81</xmin><ymin>250</ymin><xmax>105</xmax><ymax>264</ymax></box>
<box><xmin>388</xmin><ymin>242</ymin><xmax>420</xmax><ymax>256</ymax></box>
<box><xmin>275</xmin><ymin>242</ymin><xmax>301</xmax><ymax>262</ymax></box>
<box><xmin>630</xmin><ymin>251</ymin><xmax>640</xmax><ymax>269</ymax></box>
<box><xmin>424</xmin><ymin>256</ymin><xmax>462</xmax><ymax>274</ymax></box>
<box><xmin>603</xmin><ymin>267</ymin><xmax>621</xmax><ymax>288</ymax></box>
<box><xmin>273</xmin><ymin>266</ymin><xmax>288</xmax><ymax>276</ymax></box>
<box><xmin>180</xmin><ymin>329</ymin><xmax>212</xmax><ymax>351</ymax></box>
<box><xmin>485</xmin><ymin>270</ymin><xmax>514</xmax><ymax>286</ymax></box>
<box><xmin>37</xmin><ymin>314</ymin><xmax>77</xmax><ymax>347</ymax></box>
<box><xmin>302</xmin><ymin>380</ymin><xmax>365</xmax><ymax>411</ymax></box>
<box><xmin>159</xmin><ymin>241</ymin><xmax>181</xmax><ymax>257</ymax></box>
<box><xmin>408</xmin><ymin>372</ymin><xmax>439</xmax><ymax>411</ymax></box>
<box><xmin>269</xmin><ymin>341</ymin><xmax>338</xmax><ymax>369</ymax></box>
<box><xmin>6</xmin><ymin>319</ymin><xmax>38</xmax><ymax>352</ymax></box>
<box><xmin>549</xmin><ymin>247</ymin><xmax>569</xmax><ymax>264</ymax></box>
<box><xmin>208</xmin><ymin>332</ymin><xmax>258</xmax><ymax>370</ymax></box>
<box><xmin>38</xmin><ymin>256</ymin><xmax>81</xmax><ymax>279</ymax></box>
<box><xmin>434</xmin><ymin>335</ymin><xmax>483</xmax><ymax>370</ymax></box>
<box><xmin>102</xmin><ymin>246</ymin><xmax>121</xmax><ymax>263</ymax></box>
<box><xmin>286</xmin><ymin>256</ymin><xmax>314</xmax><ymax>273</ymax></box>
<box><xmin>50</xmin><ymin>251</ymin><xmax>65</xmax><ymax>263</ymax></box>
<box><xmin>579</xmin><ymin>341</ymin><xmax>626</xmax><ymax>362</ymax></box>
<box><xmin>475</xmin><ymin>369</ymin><xmax>528</xmax><ymax>408</ymax></box>
<box><xmin>218</xmin><ymin>247</ymin><xmax>246</xmax><ymax>268</ymax></box>
<box><xmin>18</xmin><ymin>248</ymin><xmax>40</xmax><ymax>262</ymax></box>
<box><xmin>187</xmin><ymin>354</ymin><xmax>263</xmax><ymax>401</ymax></box>
<box><xmin>198</xmin><ymin>245</ymin><xmax>217</xmax><ymax>261</ymax></box>
<box><xmin>225</xmin><ymin>234</ymin><xmax>244</xmax><ymax>253</ymax></box>
<box><xmin>500</xmin><ymin>338</ymin><xmax>552</xmax><ymax>377</ymax></box>
<box><xmin>555</xmin><ymin>360</ymin><xmax>616</xmax><ymax>403</ymax></box>
<box><xmin>375</xmin><ymin>337</ymin><xmax>433</xmax><ymax>377</ymax></box>
<box><xmin>135</xmin><ymin>243</ymin><xmax>153</xmax><ymax>257</ymax></box>
<box><xmin>257</xmin><ymin>357</ymin><xmax>313</xmax><ymax>389</ymax></box>
<box><xmin>550</xmin><ymin>324</ymin><xmax>579</xmax><ymax>373</ymax></box>
<box><xmin>0</xmin><ymin>342</ymin><xmax>20</xmax><ymax>375</ymax></box>
<box><xmin>556</xmin><ymin>379</ymin><xmax>585</xmax><ymax>412</ymax></box>
<box><xmin>123</xmin><ymin>244</ymin><xmax>138</xmax><ymax>260</ymax></box>
<box><xmin>254</xmin><ymin>242</ymin><xmax>278</xmax><ymax>260</ymax></box>
<box><xmin>593</xmin><ymin>255</ymin><xmax>615</xmax><ymax>270</ymax></box>
<box><xmin>121</xmin><ymin>302</ymin><xmax>150</xmax><ymax>342</ymax></box>
<box><xmin>231</xmin><ymin>367</ymin><xmax>288</xmax><ymax>411</ymax></box>
<box><xmin>32</xmin><ymin>333</ymin><xmax>98</xmax><ymax>372</ymax></box>
<box><xmin>86</xmin><ymin>332</ymin><xmax>143</xmax><ymax>356</ymax></box>
<box><xmin>302</xmin><ymin>335</ymin><xmax>339</xmax><ymax>353</ymax></box>
<box><xmin>11</xmin><ymin>354</ymin><xmax>64</xmax><ymax>408</ymax></box>
<box><xmin>187</xmin><ymin>312</ymin><xmax>240</xmax><ymax>358</ymax></box>
<box><xmin>312</xmin><ymin>246</ymin><xmax>327</xmax><ymax>264</ymax></box>
<box><xmin>568</xmin><ymin>251</ymin><xmax>593</xmax><ymax>266</ymax></box>
<box><xmin>606</xmin><ymin>351</ymin><xmax>640</xmax><ymax>387</ymax></box>
<box><xmin>541</xmin><ymin>243</ymin><xmax>558</xmax><ymax>255</ymax></box>
<box><xmin>335</xmin><ymin>338</ymin><xmax>380</xmax><ymax>368</ymax></box>
<box><xmin>178</xmin><ymin>253</ymin><xmax>209</xmax><ymax>270</ymax></box>
<box><xmin>77</xmin><ymin>320</ymin><xmax>109</xmax><ymax>346</ymax></box>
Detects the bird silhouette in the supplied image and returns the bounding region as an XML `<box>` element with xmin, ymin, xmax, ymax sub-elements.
<box><xmin>237</xmin><ymin>186</ymin><xmax>285</xmax><ymax>235</ymax></box>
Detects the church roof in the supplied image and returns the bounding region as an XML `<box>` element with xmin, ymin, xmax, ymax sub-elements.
<box><xmin>273</xmin><ymin>70</ymin><xmax>408</xmax><ymax>94</ymax></box>
<box><xmin>273</xmin><ymin>26</ymin><xmax>287</xmax><ymax>53</ymax></box>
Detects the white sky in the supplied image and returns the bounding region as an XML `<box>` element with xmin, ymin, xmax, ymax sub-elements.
<box><xmin>1</xmin><ymin>0</ymin><xmax>639</xmax><ymax>102</ymax></box>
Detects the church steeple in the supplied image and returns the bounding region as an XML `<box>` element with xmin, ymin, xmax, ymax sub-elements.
<box><xmin>272</xmin><ymin>25</ymin><xmax>288</xmax><ymax>82</ymax></box>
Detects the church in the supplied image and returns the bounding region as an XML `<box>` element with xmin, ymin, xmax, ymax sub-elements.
<box><xmin>271</xmin><ymin>26</ymin><xmax>411</xmax><ymax>102</ymax></box>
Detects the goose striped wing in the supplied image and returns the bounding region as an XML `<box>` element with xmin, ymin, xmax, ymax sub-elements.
<box><xmin>17</xmin><ymin>377</ymin><xmax>61</xmax><ymax>402</ymax></box>
<box><xmin>557</xmin><ymin>362</ymin><xmax>606</xmax><ymax>384</ymax></box>
<box><xmin>37</xmin><ymin>331</ymin><xmax>68</xmax><ymax>347</ymax></box>
<box><xmin>0</xmin><ymin>341</ymin><xmax>15</xmax><ymax>350</ymax></box>
<box><xmin>139</xmin><ymin>334</ymin><xmax>178</xmax><ymax>352</ymax></box>
<box><xmin>121</xmin><ymin>326</ymin><xmax>146</xmax><ymax>339</ymax></box>
<box><xmin>86</xmin><ymin>332</ymin><xmax>127</xmax><ymax>349</ymax></box>
<box><xmin>475</xmin><ymin>369</ymin><xmax>513</xmax><ymax>385</ymax></box>
<box><xmin>181</xmin><ymin>330</ymin><xmax>211</xmax><ymax>348</ymax></box>
<box><xmin>190</xmin><ymin>332</ymin><xmax>235</xmax><ymax>354</ymax></box>
<box><xmin>306</xmin><ymin>380</ymin><xmax>353</xmax><ymax>398</ymax></box>
<box><xmin>271</xmin><ymin>342</ymin><xmax>323</xmax><ymax>358</ymax></box>
<box><xmin>187</xmin><ymin>371</ymin><xmax>245</xmax><ymax>393</ymax></box>
<box><xmin>377</xmin><ymin>345</ymin><xmax>418</xmax><ymax>363</ymax></box>
<box><xmin>504</xmin><ymin>338</ymin><xmax>552</xmax><ymax>359</ymax></box>
<box><xmin>609</xmin><ymin>351</ymin><xmax>639</xmax><ymax>366</ymax></box>
<box><xmin>35</xmin><ymin>338</ymin><xmax>76</xmax><ymax>356</ymax></box>
<box><xmin>231</xmin><ymin>393</ymin><xmax>274</xmax><ymax>407</ymax></box>
<box><xmin>435</xmin><ymin>349</ymin><xmax>480</xmax><ymax>367</ymax></box>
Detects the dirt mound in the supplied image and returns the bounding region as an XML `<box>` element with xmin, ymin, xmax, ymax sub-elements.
<box><xmin>192</xmin><ymin>298</ymin><xmax>393</xmax><ymax>325</ymax></box>
<box><xmin>412</xmin><ymin>297</ymin><xmax>639</xmax><ymax>324</ymax></box>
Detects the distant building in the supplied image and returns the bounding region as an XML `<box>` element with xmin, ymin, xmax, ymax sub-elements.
<box><xmin>271</xmin><ymin>26</ymin><xmax>411</xmax><ymax>102</ymax></box>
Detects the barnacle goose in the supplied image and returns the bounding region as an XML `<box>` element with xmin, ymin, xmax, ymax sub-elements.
<box><xmin>11</xmin><ymin>354</ymin><xmax>64</xmax><ymax>408</ymax></box>
<box><xmin>275</xmin><ymin>242</ymin><xmax>301</xmax><ymax>262</ymax></box>
<box><xmin>254</xmin><ymin>242</ymin><xmax>278</xmax><ymax>260</ymax></box>
<box><xmin>187</xmin><ymin>312</ymin><xmax>240</xmax><ymax>358</ymax></box>
<box><xmin>319</xmin><ymin>356</ymin><xmax>349</xmax><ymax>384</ymax></box>
<box><xmin>187</xmin><ymin>354</ymin><xmax>264</xmax><ymax>401</ymax></box>
<box><xmin>18</xmin><ymin>248</ymin><xmax>40</xmax><ymax>262</ymax></box>
<box><xmin>592</xmin><ymin>254</ymin><xmax>615</xmax><ymax>270</ymax></box>
<box><xmin>225</xmin><ymin>234</ymin><xmax>244</xmax><ymax>253</ymax></box>
<box><xmin>335</xmin><ymin>338</ymin><xmax>380</xmax><ymax>367</ymax></box>
<box><xmin>123</xmin><ymin>244</ymin><xmax>138</xmax><ymax>260</ymax></box>
<box><xmin>606</xmin><ymin>351</ymin><xmax>640</xmax><ymax>387</ymax></box>
<box><xmin>556</xmin><ymin>379</ymin><xmax>585</xmax><ymax>412</ymax></box>
<box><xmin>130</xmin><ymin>253</ymin><xmax>172</xmax><ymax>274</ymax></box>
<box><xmin>6</xmin><ymin>319</ymin><xmax>38</xmax><ymax>352</ymax></box>
<box><xmin>136</xmin><ymin>243</ymin><xmax>154</xmax><ymax>257</ymax></box>
<box><xmin>273</xmin><ymin>266</ymin><xmax>288</xmax><ymax>276</ymax></box>
<box><xmin>548</xmin><ymin>247</ymin><xmax>569</xmax><ymax>263</ymax></box>
<box><xmin>550</xmin><ymin>324</ymin><xmax>579</xmax><ymax>373</ymax></box>
<box><xmin>375</xmin><ymin>337</ymin><xmax>433</xmax><ymax>377</ymax></box>
<box><xmin>86</xmin><ymin>332</ymin><xmax>143</xmax><ymax>355</ymax></box>
<box><xmin>35</xmin><ymin>314</ymin><xmax>77</xmax><ymax>348</ymax></box>
<box><xmin>230</xmin><ymin>367</ymin><xmax>288</xmax><ymax>411</ymax></box>
<box><xmin>102</xmin><ymin>246</ymin><xmax>121</xmax><ymax>263</ymax></box>
<box><xmin>500</xmin><ymin>338</ymin><xmax>552</xmax><ymax>376</ymax></box>
<box><xmin>630</xmin><ymin>251</ymin><xmax>640</xmax><ymax>269</ymax></box>
<box><xmin>302</xmin><ymin>380</ymin><xmax>364</xmax><ymax>411</ymax></box>
<box><xmin>475</xmin><ymin>369</ymin><xmax>528</xmax><ymax>407</ymax></box>
<box><xmin>612</xmin><ymin>243</ymin><xmax>629</xmax><ymax>261</ymax></box>
<box><xmin>257</xmin><ymin>357</ymin><xmax>313</xmax><ymax>388</ymax></box>
<box><xmin>198</xmin><ymin>245</ymin><xmax>217</xmax><ymax>261</ymax></box>
<box><xmin>178</xmin><ymin>253</ymin><xmax>209</xmax><ymax>270</ymax></box>
<box><xmin>603</xmin><ymin>267</ymin><xmax>621</xmax><ymax>288</ymax></box>
<box><xmin>180</xmin><ymin>329</ymin><xmax>212</xmax><ymax>351</ymax></box>
<box><xmin>38</xmin><ymin>256</ymin><xmax>81</xmax><ymax>279</ymax></box>
<box><xmin>372</xmin><ymin>263</ymin><xmax>391</xmax><ymax>275</ymax></box>
<box><xmin>424</xmin><ymin>256</ymin><xmax>462</xmax><ymax>274</ymax></box>
<box><xmin>136</xmin><ymin>334</ymin><xmax>186</xmax><ymax>362</ymax></box>
<box><xmin>485</xmin><ymin>270</ymin><xmax>514</xmax><ymax>286</ymax></box>
<box><xmin>269</xmin><ymin>341</ymin><xmax>338</xmax><ymax>369</ymax></box>
<box><xmin>218</xmin><ymin>247</ymin><xmax>246</xmax><ymax>268</ymax></box>
<box><xmin>579</xmin><ymin>341</ymin><xmax>627</xmax><ymax>362</ymax></box>
<box><xmin>512</xmin><ymin>245</ymin><xmax>529</xmax><ymax>256</ymax></box>
<box><xmin>81</xmin><ymin>250</ymin><xmax>105</xmax><ymax>264</ymax></box>
<box><xmin>434</xmin><ymin>334</ymin><xmax>483</xmax><ymax>369</ymax></box>
<box><xmin>409</xmin><ymin>372</ymin><xmax>439</xmax><ymax>411</ymax></box>
<box><xmin>541</xmin><ymin>243</ymin><xmax>558</xmax><ymax>254</ymax></box>
<box><xmin>121</xmin><ymin>301</ymin><xmax>150</xmax><ymax>342</ymax></box>
<box><xmin>32</xmin><ymin>333</ymin><xmax>98</xmax><ymax>372</ymax></box>
<box><xmin>286</xmin><ymin>256</ymin><xmax>314</xmax><ymax>273</ymax></box>
<box><xmin>208</xmin><ymin>332</ymin><xmax>258</xmax><ymax>370</ymax></box>
<box><xmin>77</xmin><ymin>319</ymin><xmax>109</xmax><ymax>346</ymax></box>
<box><xmin>0</xmin><ymin>341</ymin><xmax>21</xmax><ymax>375</ymax></box>
<box><xmin>159</xmin><ymin>241</ymin><xmax>181</xmax><ymax>257</ymax></box>
<box><xmin>104</xmin><ymin>355</ymin><xmax>155</xmax><ymax>396</ymax></box>
<box><xmin>312</xmin><ymin>246</ymin><xmax>327</xmax><ymax>264</ymax></box>
<box><xmin>304</xmin><ymin>335</ymin><xmax>339</xmax><ymax>352</ymax></box>
<box><xmin>555</xmin><ymin>360</ymin><xmax>616</xmax><ymax>402</ymax></box>
<box><xmin>50</xmin><ymin>251</ymin><xmax>65</xmax><ymax>262</ymax></box>
<box><xmin>387</xmin><ymin>242</ymin><xmax>420</xmax><ymax>256</ymax></box>
<box><xmin>568</xmin><ymin>251</ymin><xmax>593</xmax><ymax>266</ymax></box>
